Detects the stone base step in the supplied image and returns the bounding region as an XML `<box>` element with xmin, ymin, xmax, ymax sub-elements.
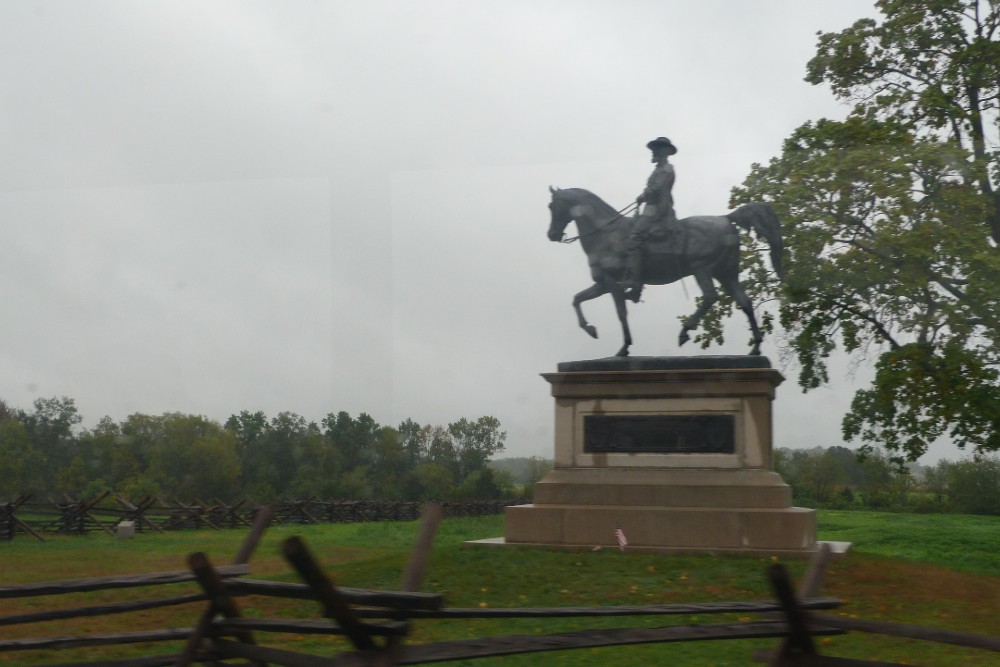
<box><xmin>505</xmin><ymin>503</ymin><xmax>816</xmax><ymax>552</ymax></box>
<box><xmin>533</xmin><ymin>467</ymin><xmax>793</xmax><ymax>508</ymax></box>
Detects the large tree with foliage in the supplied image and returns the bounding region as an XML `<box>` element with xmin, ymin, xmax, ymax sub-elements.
<box><xmin>17</xmin><ymin>396</ymin><xmax>83</xmax><ymax>482</ymax></box>
<box><xmin>807</xmin><ymin>0</ymin><xmax>1000</xmax><ymax>243</ymax></box>
<box><xmin>723</xmin><ymin>0</ymin><xmax>1000</xmax><ymax>461</ymax></box>
<box><xmin>448</xmin><ymin>416</ymin><xmax>507</xmax><ymax>480</ymax></box>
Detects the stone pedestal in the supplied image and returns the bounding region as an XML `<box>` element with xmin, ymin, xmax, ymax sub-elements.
<box><xmin>502</xmin><ymin>356</ymin><xmax>816</xmax><ymax>555</ymax></box>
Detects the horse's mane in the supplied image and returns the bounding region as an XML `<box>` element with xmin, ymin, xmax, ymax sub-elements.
<box><xmin>560</xmin><ymin>188</ymin><xmax>621</xmax><ymax>226</ymax></box>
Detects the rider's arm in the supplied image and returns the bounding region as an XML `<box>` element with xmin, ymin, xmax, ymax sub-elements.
<box><xmin>637</xmin><ymin>171</ymin><xmax>658</xmax><ymax>205</ymax></box>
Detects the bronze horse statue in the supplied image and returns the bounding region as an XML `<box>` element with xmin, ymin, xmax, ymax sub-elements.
<box><xmin>547</xmin><ymin>187</ymin><xmax>783</xmax><ymax>356</ymax></box>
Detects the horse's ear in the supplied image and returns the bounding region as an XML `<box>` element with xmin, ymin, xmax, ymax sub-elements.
<box><xmin>549</xmin><ymin>185</ymin><xmax>557</xmax><ymax>194</ymax></box>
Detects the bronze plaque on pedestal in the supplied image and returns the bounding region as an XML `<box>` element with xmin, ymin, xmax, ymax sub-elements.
<box><xmin>584</xmin><ymin>414</ymin><xmax>735</xmax><ymax>454</ymax></box>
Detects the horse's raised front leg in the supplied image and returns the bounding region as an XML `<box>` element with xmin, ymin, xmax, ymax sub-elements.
<box><xmin>572</xmin><ymin>283</ymin><xmax>609</xmax><ymax>339</ymax></box>
<box><xmin>720</xmin><ymin>278</ymin><xmax>764</xmax><ymax>355</ymax></box>
<box><xmin>679</xmin><ymin>273</ymin><xmax>718</xmax><ymax>348</ymax></box>
<box><xmin>606</xmin><ymin>280</ymin><xmax>633</xmax><ymax>357</ymax></box>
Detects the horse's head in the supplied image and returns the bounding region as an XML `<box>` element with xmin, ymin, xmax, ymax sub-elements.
<box><xmin>547</xmin><ymin>186</ymin><xmax>573</xmax><ymax>242</ymax></box>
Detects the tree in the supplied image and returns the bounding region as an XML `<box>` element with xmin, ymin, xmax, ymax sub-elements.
<box><xmin>806</xmin><ymin>0</ymin><xmax>1000</xmax><ymax>243</ymax></box>
<box><xmin>372</xmin><ymin>426</ymin><xmax>407</xmax><ymax>496</ymax></box>
<box><xmin>946</xmin><ymin>455</ymin><xmax>1000</xmax><ymax>514</ymax></box>
<box><xmin>796</xmin><ymin>448</ymin><xmax>847</xmax><ymax>503</ymax></box>
<box><xmin>426</xmin><ymin>426</ymin><xmax>459</xmax><ymax>478</ymax></box>
<box><xmin>55</xmin><ymin>456</ymin><xmax>88</xmax><ymax>497</ymax></box>
<box><xmin>0</xmin><ymin>398</ymin><xmax>16</xmax><ymax>421</ymax></box>
<box><xmin>225</xmin><ymin>411</ymin><xmax>268</xmax><ymax>467</ymax></box>
<box><xmin>920</xmin><ymin>459</ymin><xmax>952</xmax><ymax>506</ymax></box>
<box><xmin>452</xmin><ymin>467</ymin><xmax>511</xmax><ymax>500</ymax></box>
<box><xmin>0</xmin><ymin>411</ymin><xmax>44</xmax><ymax>497</ymax></box>
<box><xmin>263</xmin><ymin>412</ymin><xmax>314</xmax><ymax>494</ymax></box>
<box><xmin>287</xmin><ymin>421</ymin><xmax>342</xmax><ymax>499</ymax></box>
<box><xmin>226</xmin><ymin>410</ymin><xmax>279</xmax><ymax>498</ymax></box>
<box><xmin>397</xmin><ymin>418</ymin><xmax>429</xmax><ymax>465</ymax></box>
<box><xmin>18</xmin><ymin>396</ymin><xmax>83</xmax><ymax>482</ymax></box>
<box><xmin>117</xmin><ymin>412</ymin><xmax>165</xmax><ymax>495</ymax></box>
<box><xmin>146</xmin><ymin>413</ymin><xmax>220</xmax><ymax>492</ymax></box>
<box><xmin>728</xmin><ymin>0</ymin><xmax>1000</xmax><ymax>461</ymax></box>
<box><xmin>857</xmin><ymin>448</ymin><xmax>897</xmax><ymax>508</ymax></box>
<box><xmin>72</xmin><ymin>416</ymin><xmax>122</xmax><ymax>495</ymax></box>
<box><xmin>322</xmin><ymin>411</ymin><xmax>379</xmax><ymax>473</ymax></box>
<box><xmin>408</xmin><ymin>462</ymin><xmax>455</xmax><ymax>500</ymax></box>
<box><xmin>824</xmin><ymin>445</ymin><xmax>867</xmax><ymax>488</ymax></box>
<box><xmin>117</xmin><ymin>412</ymin><xmax>242</xmax><ymax>501</ymax></box>
<box><xmin>178</xmin><ymin>430</ymin><xmax>241</xmax><ymax>500</ymax></box>
<box><xmin>448</xmin><ymin>416</ymin><xmax>507</xmax><ymax>479</ymax></box>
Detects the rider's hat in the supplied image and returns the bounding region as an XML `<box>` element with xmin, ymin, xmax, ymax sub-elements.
<box><xmin>646</xmin><ymin>137</ymin><xmax>677</xmax><ymax>155</ymax></box>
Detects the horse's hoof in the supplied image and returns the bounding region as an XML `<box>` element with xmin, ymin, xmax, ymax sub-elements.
<box><xmin>584</xmin><ymin>325</ymin><xmax>598</xmax><ymax>339</ymax></box>
<box><xmin>615</xmin><ymin>349</ymin><xmax>629</xmax><ymax>357</ymax></box>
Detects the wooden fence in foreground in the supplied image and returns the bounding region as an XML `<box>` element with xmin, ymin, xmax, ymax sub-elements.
<box><xmin>1</xmin><ymin>495</ymin><xmax>511</xmax><ymax>541</ymax></box>
<box><xmin>2</xmin><ymin>505</ymin><xmax>999</xmax><ymax>666</ymax></box>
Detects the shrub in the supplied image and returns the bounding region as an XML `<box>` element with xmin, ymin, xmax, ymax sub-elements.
<box><xmin>947</xmin><ymin>457</ymin><xmax>1000</xmax><ymax>515</ymax></box>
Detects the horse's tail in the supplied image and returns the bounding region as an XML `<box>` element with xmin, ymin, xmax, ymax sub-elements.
<box><xmin>728</xmin><ymin>202</ymin><xmax>783</xmax><ymax>280</ymax></box>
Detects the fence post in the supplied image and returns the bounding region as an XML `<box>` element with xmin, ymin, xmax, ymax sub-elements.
<box><xmin>177</xmin><ymin>552</ymin><xmax>261</xmax><ymax>667</ymax></box>
<box><xmin>282</xmin><ymin>536</ymin><xmax>376</xmax><ymax>651</ymax></box>
<box><xmin>767</xmin><ymin>563</ymin><xmax>815</xmax><ymax>665</ymax></box>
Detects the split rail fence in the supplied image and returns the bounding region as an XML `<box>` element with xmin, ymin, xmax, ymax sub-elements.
<box><xmin>3</xmin><ymin>504</ymin><xmax>1000</xmax><ymax>665</ymax></box>
<box><xmin>1</xmin><ymin>495</ymin><xmax>511</xmax><ymax>541</ymax></box>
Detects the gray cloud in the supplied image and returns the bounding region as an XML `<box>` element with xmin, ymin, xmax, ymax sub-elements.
<box><xmin>0</xmin><ymin>1</ymin><xmax>963</xmax><ymax>462</ymax></box>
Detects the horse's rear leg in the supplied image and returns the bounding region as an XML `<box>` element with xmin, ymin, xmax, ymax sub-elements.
<box><xmin>720</xmin><ymin>278</ymin><xmax>763</xmax><ymax>355</ymax></box>
<box><xmin>573</xmin><ymin>283</ymin><xmax>609</xmax><ymax>339</ymax></box>
<box><xmin>679</xmin><ymin>273</ymin><xmax>718</xmax><ymax>348</ymax></box>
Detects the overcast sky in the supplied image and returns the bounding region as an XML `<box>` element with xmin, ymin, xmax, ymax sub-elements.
<box><xmin>0</xmin><ymin>1</ymin><xmax>964</xmax><ymax>463</ymax></box>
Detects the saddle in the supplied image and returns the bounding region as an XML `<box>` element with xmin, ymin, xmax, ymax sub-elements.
<box><xmin>644</xmin><ymin>223</ymin><xmax>674</xmax><ymax>242</ymax></box>
<box><xmin>643</xmin><ymin>224</ymin><xmax>685</xmax><ymax>254</ymax></box>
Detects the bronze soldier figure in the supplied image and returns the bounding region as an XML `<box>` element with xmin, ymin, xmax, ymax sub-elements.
<box><xmin>622</xmin><ymin>137</ymin><xmax>679</xmax><ymax>299</ymax></box>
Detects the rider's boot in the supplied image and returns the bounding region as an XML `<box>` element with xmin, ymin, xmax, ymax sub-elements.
<box><xmin>622</xmin><ymin>249</ymin><xmax>643</xmax><ymax>302</ymax></box>
<box><xmin>664</xmin><ymin>221</ymin><xmax>683</xmax><ymax>253</ymax></box>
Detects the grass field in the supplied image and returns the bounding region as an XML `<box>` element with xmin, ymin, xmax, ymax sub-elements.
<box><xmin>1</xmin><ymin>510</ymin><xmax>999</xmax><ymax>665</ymax></box>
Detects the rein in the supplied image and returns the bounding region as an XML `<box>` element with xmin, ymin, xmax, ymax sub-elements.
<box><xmin>560</xmin><ymin>202</ymin><xmax>639</xmax><ymax>243</ymax></box>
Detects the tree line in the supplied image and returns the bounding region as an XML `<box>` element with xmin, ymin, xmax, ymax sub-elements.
<box><xmin>0</xmin><ymin>396</ymin><xmax>512</xmax><ymax>503</ymax></box>
<box><xmin>777</xmin><ymin>445</ymin><xmax>1000</xmax><ymax>515</ymax></box>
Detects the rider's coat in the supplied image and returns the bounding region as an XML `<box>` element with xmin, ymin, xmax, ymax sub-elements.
<box><xmin>639</xmin><ymin>161</ymin><xmax>677</xmax><ymax>225</ymax></box>
<box><xmin>629</xmin><ymin>160</ymin><xmax>678</xmax><ymax>249</ymax></box>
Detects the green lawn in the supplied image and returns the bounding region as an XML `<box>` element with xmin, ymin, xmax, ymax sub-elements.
<box><xmin>817</xmin><ymin>509</ymin><xmax>1000</xmax><ymax>576</ymax></box>
<box><xmin>1</xmin><ymin>510</ymin><xmax>999</xmax><ymax>665</ymax></box>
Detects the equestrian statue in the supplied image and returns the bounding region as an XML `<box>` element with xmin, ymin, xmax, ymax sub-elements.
<box><xmin>547</xmin><ymin>136</ymin><xmax>783</xmax><ymax>357</ymax></box>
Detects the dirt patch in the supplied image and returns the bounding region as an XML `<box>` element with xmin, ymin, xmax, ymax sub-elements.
<box><xmin>825</xmin><ymin>552</ymin><xmax>1000</xmax><ymax>634</ymax></box>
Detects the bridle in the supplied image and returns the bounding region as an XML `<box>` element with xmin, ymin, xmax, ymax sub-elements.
<box><xmin>557</xmin><ymin>200</ymin><xmax>640</xmax><ymax>244</ymax></box>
